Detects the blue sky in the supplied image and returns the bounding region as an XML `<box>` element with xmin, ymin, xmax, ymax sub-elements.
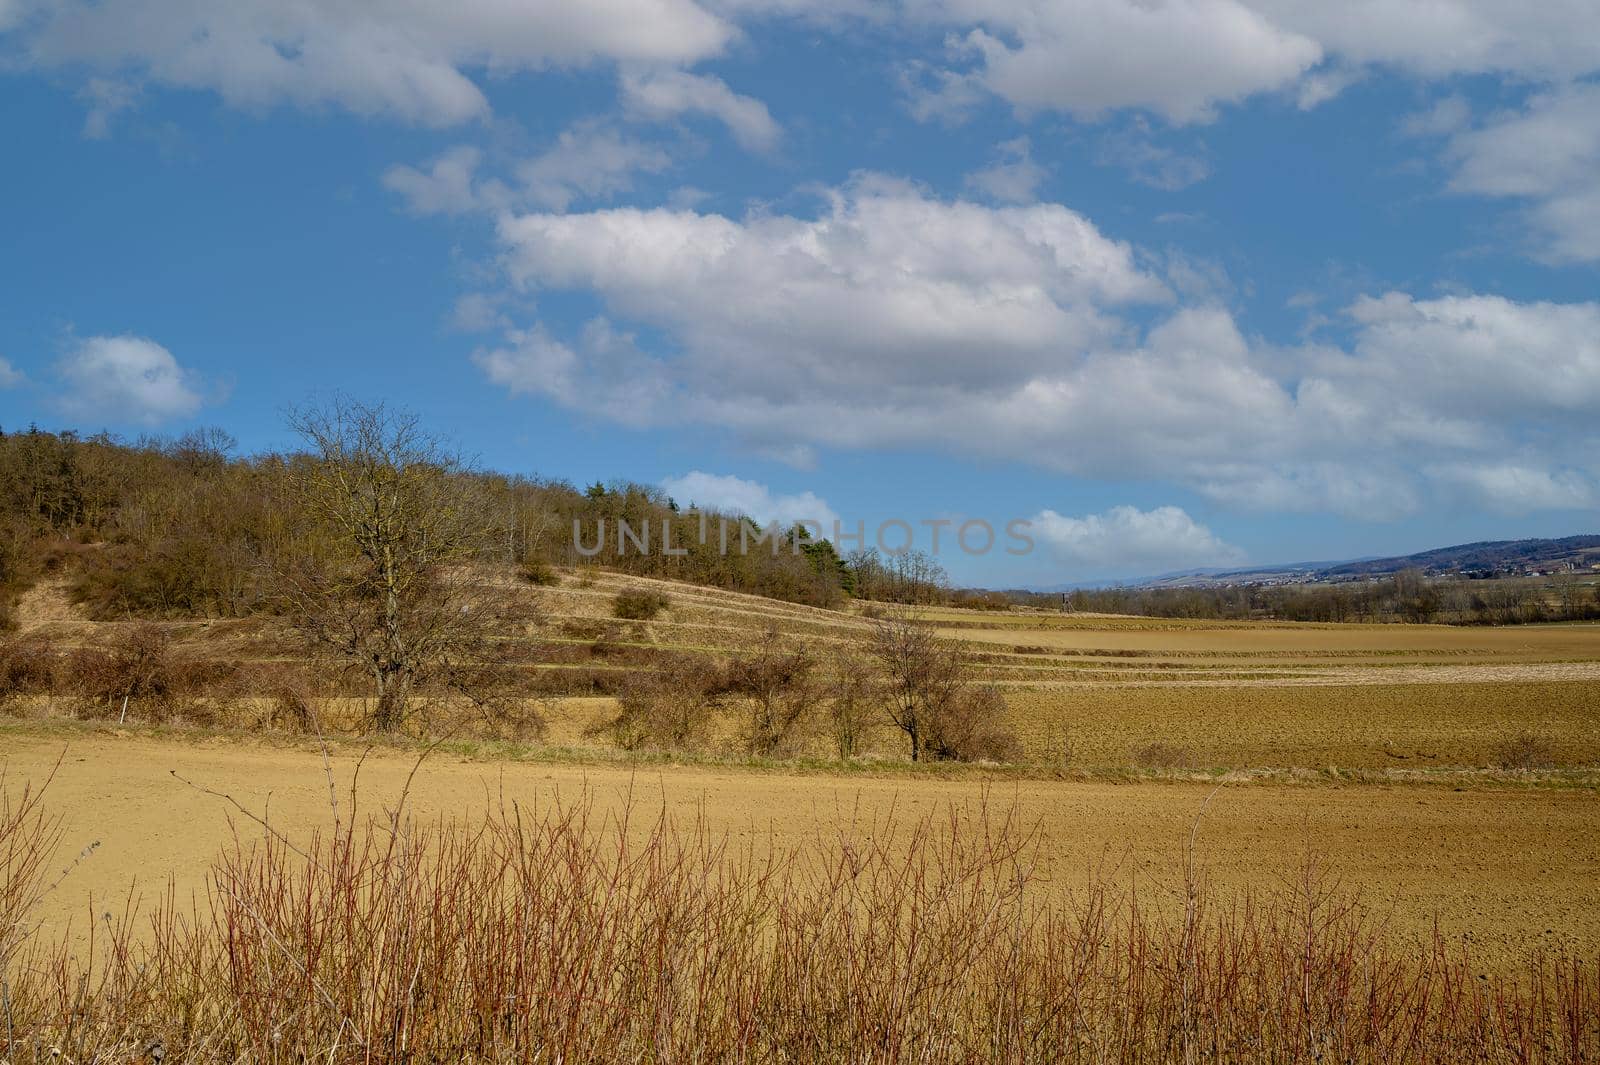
<box><xmin>1</xmin><ymin>0</ymin><xmax>1597</xmax><ymax>587</ymax></box>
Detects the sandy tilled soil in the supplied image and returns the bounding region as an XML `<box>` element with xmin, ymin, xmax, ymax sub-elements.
<box><xmin>6</xmin><ymin>731</ymin><xmax>1597</xmax><ymax>973</ymax></box>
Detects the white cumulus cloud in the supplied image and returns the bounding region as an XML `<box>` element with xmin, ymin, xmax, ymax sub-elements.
<box><xmin>917</xmin><ymin>0</ymin><xmax>1320</xmax><ymax>124</ymax></box>
<box><xmin>494</xmin><ymin>175</ymin><xmax>1166</xmax><ymax>408</ymax></box>
<box><xmin>963</xmin><ymin>137</ymin><xmax>1047</xmax><ymax>203</ymax></box>
<box><xmin>1443</xmin><ymin>83</ymin><xmax>1600</xmax><ymax>264</ymax></box>
<box><xmin>1427</xmin><ymin>463</ymin><xmax>1597</xmax><ymax>514</ymax></box>
<box><xmin>56</xmin><ymin>334</ymin><xmax>205</xmax><ymax>424</ymax></box>
<box><xmin>659</xmin><ymin>471</ymin><xmax>839</xmax><ymax>530</ymax></box>
<box><xmin>620</xmin><ymin>69</ymin><xmax>781</xmax><ymax>152</ymax></box>
<box><xmin>10</xmin><ymin>0</ymin><xmax>1600</xmax><ymax>137</ymax></box>
<box><xmin>473</xmin><ymin>318</ymin><xmax>672</xmax><ymax>423</ymax></box>
<box><xmin>473</xmin><ymin>178</ymin><xmax>1600</xmax><ymax>519</ymax></box>
<box><xmin>516</xmin><ymin>122</ymin><xmax>674</xmax><ymax>211</ymax></box>
<box><xmin>1030</xmin><ymin>505</ymin><xmax>1244</xmax><ymax>574</ymax></box>
<box><xmin>382</xmin><ymin>146</ymin><xmax>485</xmax><ymax>216</ymax></box>
<box><xmin>900</xmin><ymin>0</ymin><xmax>1600</xmax><ymax>122</ymax></box>
<box><xmin>10</xmin><ymin>0</ymin><xmax>733</xmax><ymax>126</ymax></box>
<box><xmin>384</xmin><ymin>125</ymin><xmax>674</xmax><ymax>216</ymax></box>
<box><xmin>1253</xmin><ymin>0</ymin><xmax>1600</xmax><ymax>83</ymax></box>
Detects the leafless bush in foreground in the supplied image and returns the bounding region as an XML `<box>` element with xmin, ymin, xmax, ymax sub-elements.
<box><xmin>0</xmin><ymin>765</ymin><xmax>61</xmax><ymax>980</ymax></box>
<box><xmin>2</xmin><ymin>773</ymin><xmax>1596</xmax><ymax>1063</ymax></box>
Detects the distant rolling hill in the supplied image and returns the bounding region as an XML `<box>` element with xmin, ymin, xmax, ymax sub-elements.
<box><xmin>1140</xmin><ymin>535</ymin><xmax>1600</xmax><ymax>589</ymax></box>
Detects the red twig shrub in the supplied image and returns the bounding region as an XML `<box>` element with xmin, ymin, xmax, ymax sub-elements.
<box><xmin>1</xmin><ymin>782</ymin><xmax>1595</xmax><ymax>1063</ymax></box>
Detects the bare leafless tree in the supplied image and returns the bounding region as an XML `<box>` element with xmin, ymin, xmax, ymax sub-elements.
<box><xmin>279</xmin><ymin>397</ymin><xmax>491</xmax><ymax>732</ymax></box>
<box><xmin>844</xmin><ymin>547</ymin><xmax>884</xmax><ymax>601</ymax></box>
<box><xmin>886</xmin><ymin>549</ymin><xmax>949</xmax><ymax>605</ymax></box>
<box><xmin>868</xmin><ymin>607</ymin><xmax>1017</xmax><ymax>762</ymax></box>
<box><xmin>869</xmin><ymin>607</ymin><xmax>966</xmax><ymax>761</ymax></box>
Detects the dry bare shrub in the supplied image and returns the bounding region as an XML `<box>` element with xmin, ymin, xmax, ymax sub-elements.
<box><xmin>270</xmin><ymin>689</ymin><xmax>316</xmax><ymax>732</ymax></box>
<box><xmin>1495</xmin><ymin>732</ymin><xmax>1559</xmax><ymax>770</ymax></box>
<box><xmin>3</xmin><ymin>785</ymin><xmax>1597</xmax><ymax>1063</ymax></box>
<box><xmin>478</xmin><ymin>586</ymin><xmax>546</xmax><ymax>631</ymax></box>
<box><xmin>70</xmin><ymin>538</ymin><xmax>265</xmax><ymax>620</ymax></box>
<box><xmin>227</xmin><ymin>656</ymin><xmax>307</xmax><ymax>694</ymax></box>
<box><xmin>822</xmin><ymin>643</ymin><xmax>880</xmax><ymax>760</ymax></box>
<box><xmin>588</xmin><ymin>627</ymin><xmax>628</xmax><ymax>660</ymax></box>
<box><xmin>435</xmin><ymin>661</ymin><xmax>547</xmax><ymax>741</ymax></box>
<box><xmin>612</xmin><ymin>587</ymin><xmax>669</xmax><ymax>620</ymax></box>
<box><xmin>534</xmin><ymin>665</ymin><xmax>626</xmax><ymax>697</ymax></box>
<box><xmin>556</xmin><ymin>617</ymin><xmax>606</xmax><ymax>640</ymax></box>
<box><xmin>1134</xmin><ymin>741</ymin><xmax>1194</xmax><ymax>769</ymax></box>
<box><xmin>870</xmin><ymin>609</ymin><xmax>1020</xmax><ymax>762</ymax></box>
<box><xmin>67</xmin><ymin>625</ymin><xmax>177</xmax><ymax>719</ymax></box>
<box><xmin>724</xmin><ymin>627</ymin><xmax>815</xmax><ymax>757</ymax></box>
<box><xmin>923</xmin><ymin>683</ymin><xmax>1021</xmax><ymax>762</ymax></box>
<box><xmin>870</xmin><ymin>610</ymin><xmax>961</xmax><ymax>761</ymax></box>
<box><xmin>600</xmin><ymin>654</ymin><xmax>722</xmax><ymax>751</ymax></box>
<box><xmin>262</xmin><ymin>674</ymin><xmax>318</xmax><ymax>732</ymax></box>
<box><xmin>0</xmin><ymin>640</ymin><xmax>60</xmax><ymax>708</ymax></box>
<box><xmin>1</xmin><ymin>767</ymin><xmax>62</xmax><ymax>978</ymax></box>
<box><xmin>517</xmin><ymin>557</ymin><xmax>560</xmax><ymax>586</ymax></box>
<box><xmin>64</xmin><ymin>625</ymin><xmax>236</xmax><ymax>723</ymax></box>
<box><xmin>0</xmin><ymin>518</ymin><xmax>42</xmax><ymax>632</ymax></box>
<box><xmin>178</xmin><ymin>657</ymin><xmax>244</xmax><ymax>704</ymax></box>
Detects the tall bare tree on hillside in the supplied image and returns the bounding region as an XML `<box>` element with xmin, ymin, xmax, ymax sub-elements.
<box><xmin>281</xmin><ymin>398</ymin><xmax>490</xmax><ymax>732</ymax></box>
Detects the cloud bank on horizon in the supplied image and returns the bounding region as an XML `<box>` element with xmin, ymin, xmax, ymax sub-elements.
<box><xmin>2</xmin><ymin>0</ymin><xmax>1597</xmax><ymax>580</ymax></box>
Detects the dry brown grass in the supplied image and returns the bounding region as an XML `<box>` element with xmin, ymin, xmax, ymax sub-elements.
<box><xmin>0</xmin><ymin>763</ymin><xmax>60</xmax><ymax>981</ymax></box>
<box><xmin>2</xmin><ymin>572</ymin><xmax>1596</xmax><ymax>1060</ymax></box>
<box><xmin>3</xmin><ymin>766</ymin><xmax>1596</xmax><ymax>1063</ymax></box>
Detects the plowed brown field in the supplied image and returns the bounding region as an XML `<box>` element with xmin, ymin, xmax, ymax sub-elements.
<box><xmin>6</xmin><ymin>730</ymin><xmax>1597</xmax><ymax>974</ymax></box>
